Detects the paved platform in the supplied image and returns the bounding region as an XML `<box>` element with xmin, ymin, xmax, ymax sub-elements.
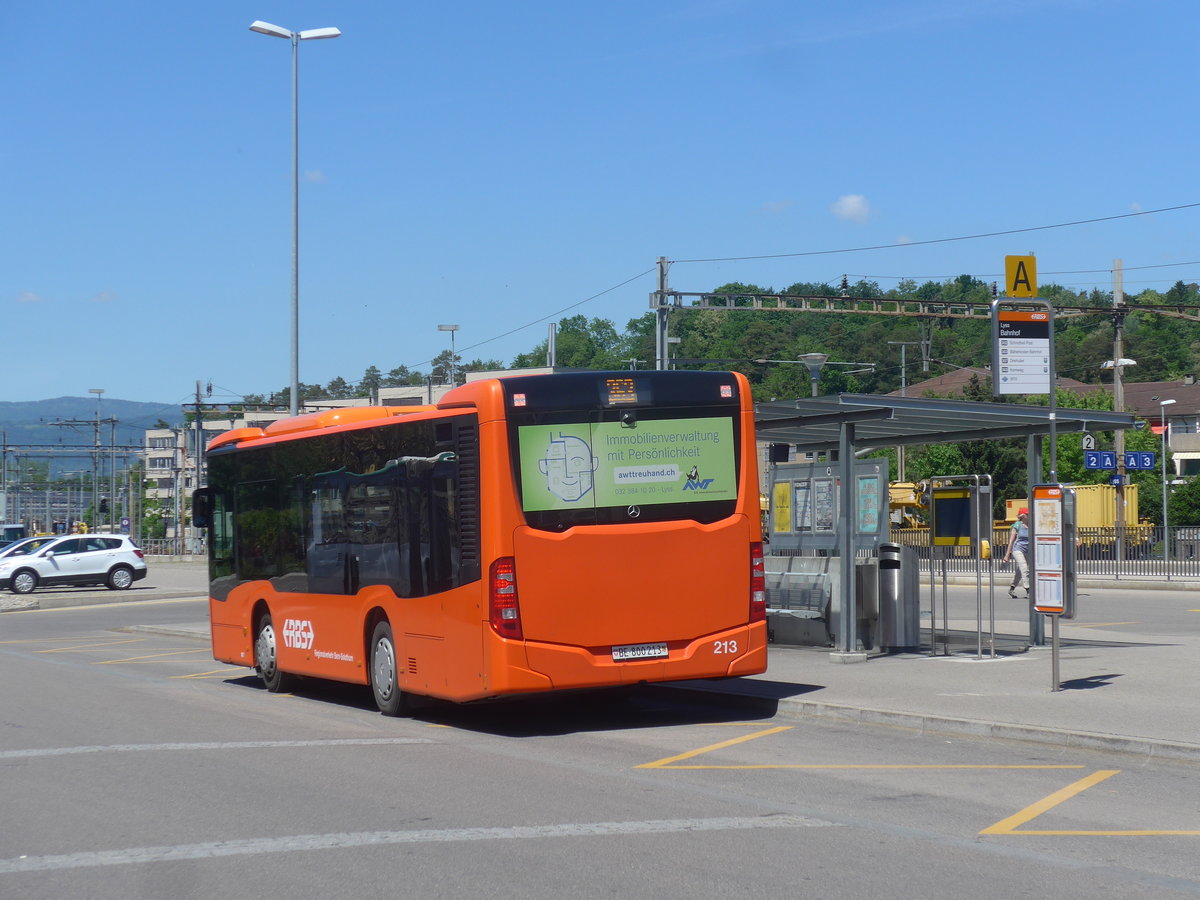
<box><xmin>672</xmin><ymin>617</ymin><xmax>1200</xmax><ymax>762</ymax></box>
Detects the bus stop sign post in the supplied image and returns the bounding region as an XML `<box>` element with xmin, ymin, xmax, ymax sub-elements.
<box><xmin>1030</xmin><ymin>484</ymin><xmax>1077</xmax><ymax>692</ymax></box>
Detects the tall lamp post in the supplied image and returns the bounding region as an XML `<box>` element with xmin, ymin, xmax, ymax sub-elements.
<box><xmin>798</xmin><ymin>353</ymin><xmax>829</xmax><ymax>397</ymax></box>
<box><xmin>438</xmin><ymin>324</ymin><xmax>460</xmax><ymax>385</ymax></box>
<box><xmin>249</xmin><ymin>20</ymin><xmax>341</xmax><ymax>417</ymax></box>
<box><xmin>1160</xmin><ymin>398</ymin><xmax>1176</xmax><ymax>561</ymax></box>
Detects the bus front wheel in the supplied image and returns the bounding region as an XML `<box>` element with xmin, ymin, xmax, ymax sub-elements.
<box><xmin>255</xmin><ymin>613</ymin><xmax>295</xmax><ymax>693</ymax></box>
<box><xmin>370</xmin><ymin>621</ymin><xmax>409</xmax><ymax>717</ymax></box>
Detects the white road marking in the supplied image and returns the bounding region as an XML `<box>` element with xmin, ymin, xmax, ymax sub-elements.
<box><xmin>0</xmin><ymin>737</ymin><xmax>433</xmax><ymax>760</ymax></box>
<box><xmin>0</xmin><ymin>815</ymin><xmax>832</xmax><ymax>873</ymax></box>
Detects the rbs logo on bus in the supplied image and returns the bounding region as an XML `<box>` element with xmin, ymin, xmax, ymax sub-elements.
<box><xmin>283</xmin><ymin>618</ymin><xmax>315</xmax><ymax>650</ymax></box>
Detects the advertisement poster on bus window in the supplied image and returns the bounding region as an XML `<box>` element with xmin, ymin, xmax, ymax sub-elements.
<box><xmin>517</xmin><ymin>417</ymin><xmax>736</xmax><ymax>511</ymax></box>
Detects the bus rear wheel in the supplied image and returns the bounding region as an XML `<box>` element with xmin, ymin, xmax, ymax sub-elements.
<box><xmin>370</xmin><ymin>621</ymin><xmax>409</xmax><ymax>717</ymax></box>
<box><xmin>255</xmin><ymin>613</ymin><xmax>295</xmax><ymax>693</ymax></box>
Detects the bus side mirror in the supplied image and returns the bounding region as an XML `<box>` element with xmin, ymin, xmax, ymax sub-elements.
<box><xmin>192</xmin><ymin>488</ymin><xmax>212</xmax><ymax>530</ymax></box>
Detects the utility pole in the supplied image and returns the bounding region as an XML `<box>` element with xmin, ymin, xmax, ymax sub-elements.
<box><xmin>888</xmin><ymin>341</ymin><xmax>922</xmax><ymax>481</ymax></box>
<box><xmin>654</xmin><ymin>256</ymin><xmax>670</xmax><ymax>371</ymax></box>
<box><xmin>52</xmin><ymin>396</ymin><xmax>118</xmax><ymax>531</ymax></box>
<box><xmin>1113</xmin><ymin>260</ymin><xmax>1127</xmax><ymax>565</ymax></box>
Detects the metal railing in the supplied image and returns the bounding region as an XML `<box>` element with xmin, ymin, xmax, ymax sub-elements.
<box><xmin>890</xmin><ymin>526</ymin><xmax>1200</xmax><ymax>579</ymax></box>
<box><xmin>139</xmin><ymin>538</ymin><xmax>206</xmax><ymax>558</ymax></box>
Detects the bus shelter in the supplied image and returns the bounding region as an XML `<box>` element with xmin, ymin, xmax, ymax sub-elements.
<box><xmin>754</xmin><ymin>394</ymin><xmax>1137</xmax><ymax>660</ymax></box>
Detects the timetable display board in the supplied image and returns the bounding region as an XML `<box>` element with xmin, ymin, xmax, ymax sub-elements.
<box><xmin>1030</xmin><ymin>484</ymin><xmax>1076</xmax><ymax>618</ymax></box>
<box><xmin>992</xmin><ymin>307</ymin><xmax>1051</xmax><ymax>396</ymax></box>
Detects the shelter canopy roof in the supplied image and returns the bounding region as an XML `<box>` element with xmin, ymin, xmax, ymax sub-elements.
<box><xmin>755</xmin><ymin>393</ymin><xmax>1136</xmax><ymax>453</ymax></box>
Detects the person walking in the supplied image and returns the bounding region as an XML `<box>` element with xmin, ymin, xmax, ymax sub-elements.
<box><xmin>1004</xmin><ymin>508</ymin><xmax>1030</xmax><ymax>598</ymax></box>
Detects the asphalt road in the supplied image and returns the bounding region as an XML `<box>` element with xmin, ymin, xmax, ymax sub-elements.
<box><xmin>3</xmin><ymin>596</ymin><xmax>1200</xmax><ymax>898</ymax></box>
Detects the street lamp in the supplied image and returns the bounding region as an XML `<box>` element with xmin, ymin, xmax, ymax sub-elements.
<box><xmin>798</xmin><ymin>353</ymin><xmax>829</xmax><ymax>397</ymax></box>
<box><xmin>249</xmin><ymin>20</ymin><xmax>341</xmax><ymax>417</ymax></box>
<box><xmin>438</xmin><ymin>324</ymin><xmax>460</xmax><ymax>385</ymax></box>
<box><xmin>1160</xmin><ymin>398</ymin><xmax>1176</xmax><ymax>561</ymax></box>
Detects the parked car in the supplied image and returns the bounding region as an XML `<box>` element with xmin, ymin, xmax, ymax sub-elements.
<box><xmin>0</xmin><ymin>535</ymin><xmax>148</xmax><ymax>594</ymax></box>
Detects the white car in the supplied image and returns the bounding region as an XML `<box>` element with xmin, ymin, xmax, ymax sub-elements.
<box><xmin>0</xmin><ymin>536</ymin><xmax>59</xmax><ymax>560</ymax></box>
<box><xmin>0</xmin><ymin>534</ymin><xmax>148</xmax><ymax>594</ymax></box>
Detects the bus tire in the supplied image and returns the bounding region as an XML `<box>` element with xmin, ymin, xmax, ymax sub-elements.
<box><xmin>370</xmin><ymin>620</ymin><xmax>409</xmax><ymax>717</ymax></box>
<box><xmin>255</xmin><ymin>612</ymin><xmax>295</xmax><ymax>693</ymax></box>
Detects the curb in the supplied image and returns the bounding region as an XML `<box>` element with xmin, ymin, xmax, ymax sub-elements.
<box><xmin>772</xmin><ymin>697</ymin><xmax>1200</xmax><ymax>763</ymax></box>
<box><xmin>655</xmin><ymin>682</ymin><xmax>1200</xmax><ymax>763</ymax></box>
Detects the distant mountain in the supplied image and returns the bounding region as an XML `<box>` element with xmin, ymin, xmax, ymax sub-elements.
<box><xmin>0</xmin><ymin>397</ymin><xmax>185</xmax><ymax>474</ymax></box>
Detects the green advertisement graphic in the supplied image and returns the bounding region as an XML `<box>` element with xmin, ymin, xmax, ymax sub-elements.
<box><xmin>518</xmin><ymin>417</ymin><xmax>736</xmax><ymax>511</ymax></box>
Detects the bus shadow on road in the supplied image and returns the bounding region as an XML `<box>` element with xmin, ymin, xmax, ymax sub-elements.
<box><xmin>221</xmin><ymin>673</ymin><xmax>795</xmax><ymax>735</ymax></box>
<box><xmin>423</xmin><ymin>685</ymin><xmax>786</xmax><ymax>737</ymax></box>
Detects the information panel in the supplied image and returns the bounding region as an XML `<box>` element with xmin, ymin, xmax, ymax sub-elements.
<box><xmin>1031</xmin><ymin>484</ymin><xmax>1076</xmax><ymax>618</ymax></box>
<box><xmin>992</xmin><ymin>308</ymin><xmax>1051</xmax><ymax>395</ymax></box>
<box><xmin>931</xmin><ymin>487</ymin><xmax>973</xmax><ymax>547</ymax></box>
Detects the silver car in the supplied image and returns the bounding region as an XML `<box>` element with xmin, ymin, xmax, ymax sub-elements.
<box><xmin>0</xmin><ymin>534</ymin><xmax>148</xmax><ymax>594</ymax></box>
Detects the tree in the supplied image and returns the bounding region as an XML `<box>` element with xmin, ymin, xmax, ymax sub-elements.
<box><xmin>382</xmin><ymin>365</ymin><xmax>425</xmax><ymax>387</ymax></box>
<box><xmin>511</xmin><ymin>315</ymin><xmax>633</xmax><ymax>370</ymax></box>
<box><xmin>1167</xmin><ymin>475</ymin><xmax>1200</xmax><ymax>526</ymax></box>
<box><xmin>430</xmin><ymin>349</ymin><xmax>458</xmax><ymax>385</ymax></box>
<box><xmin>326</xmin><ymin>376</ymin><xmax>355</xmax><ymax>399</ymax></box>
<box><xmin>358</xmin><ymin>365</ymin><xmax>382</xmax><ymax>399</ymax></box>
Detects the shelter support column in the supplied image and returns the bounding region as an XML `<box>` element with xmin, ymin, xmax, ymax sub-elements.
<box><xmin>831</xmin><ymin>421</ymin><xmax>866</xmax><ymax>662</ymax></box>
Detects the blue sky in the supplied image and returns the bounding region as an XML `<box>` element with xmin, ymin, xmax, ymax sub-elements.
<box><xmin>3</xmin><ymin>0</ymin><xmax>1197</xmax><ymax>406</ymax></box>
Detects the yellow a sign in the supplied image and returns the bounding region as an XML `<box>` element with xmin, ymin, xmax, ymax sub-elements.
<box><xmin>1005</xmin><ymin>255</ymin><xmax>1037</xmax><ymax>298</ymax></box>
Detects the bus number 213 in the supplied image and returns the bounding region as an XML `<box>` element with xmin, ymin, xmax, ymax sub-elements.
<box><xmin>712</xmin><ymin>639</ymin><xmax>739</xmax><ymax>655</ymax></box>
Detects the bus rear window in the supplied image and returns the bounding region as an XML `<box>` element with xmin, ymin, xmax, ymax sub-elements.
<box><xmin>518</xmin><ymin>416</ymin><xmax>735</xmax><ymax>511</ymax></box>
<box><xmin>504</xmin><ymin>371</ymin><xmax>743</xmax><ymax>530</ymax></box>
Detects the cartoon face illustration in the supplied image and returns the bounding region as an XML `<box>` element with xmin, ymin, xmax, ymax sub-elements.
<box><xmin>537</xmin><ymin>432</ymin><xmax>598</xmax><ymax>503</ymax></box>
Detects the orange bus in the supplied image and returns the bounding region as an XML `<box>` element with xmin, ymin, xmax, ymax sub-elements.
<box><xmin>194</xmin><ymin>370</ymin><xmax>766</xmax><ymax>714</ymax></box>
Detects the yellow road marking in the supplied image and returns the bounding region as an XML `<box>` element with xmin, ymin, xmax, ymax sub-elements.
<box><xmin>981</xmin><ymin>770</ymin><xmax>1119</xmax><ymax>835</ymax></box>
<box><xmin>96</xmin><ymin>648</ymin><xmax>210</xmax><ymax>664</ymax></box>
<box><xmin>637</xmin><ymin>726</ymin><xmax>793</xmax><ymax>769</ymax></box>
<box><xmin>639</xmin><ymin>726</ymin><xmax>1087</xmax><ymax>771</ymax></box>
<box><xmin>36</xmin><ymin>638</ymin><xmax>143</xmax><ymax>653</ymax></box>
<box><xmin>661</xmin><ymin>763</ymin><xmax>1086</xmax><ymax>770</ymax></box>
<box><xmin>172</xmin><ymin>669</ymin><xmax>241</xmax><ymax>679</ymax></box>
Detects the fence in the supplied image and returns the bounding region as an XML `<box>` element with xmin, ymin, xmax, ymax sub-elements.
<box><xmin>889</xmin><ymin>526</ymin><xmax>1200</xmax><ymax>579</ymax></box>
<box><xmin>140</xmin><ymin>538</ymin><xmax>205</xmax><ymax>558</ymax></box>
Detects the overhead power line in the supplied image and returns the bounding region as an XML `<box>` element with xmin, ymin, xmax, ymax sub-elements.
<box><xmin>670</xmin><ymin>202</ymin><xmax>1200</xmax><ymax>264</ymax></box>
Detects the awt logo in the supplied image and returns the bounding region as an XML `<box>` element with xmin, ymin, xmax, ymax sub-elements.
<box><xmin>683</xmin><ymin>478</ymin><xmax>715</xmax><ymax>491</ymax></box>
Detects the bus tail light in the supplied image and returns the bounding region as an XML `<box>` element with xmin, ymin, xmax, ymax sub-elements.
<box><xmin>750</xmin><ymin>542</ymin><xmax>766</xmax><ymax>623</ymax></box>
<box><xmin>489</xmin><ymin>557</ymin><xmax>523</xmax><ymax>640</ymax></box>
